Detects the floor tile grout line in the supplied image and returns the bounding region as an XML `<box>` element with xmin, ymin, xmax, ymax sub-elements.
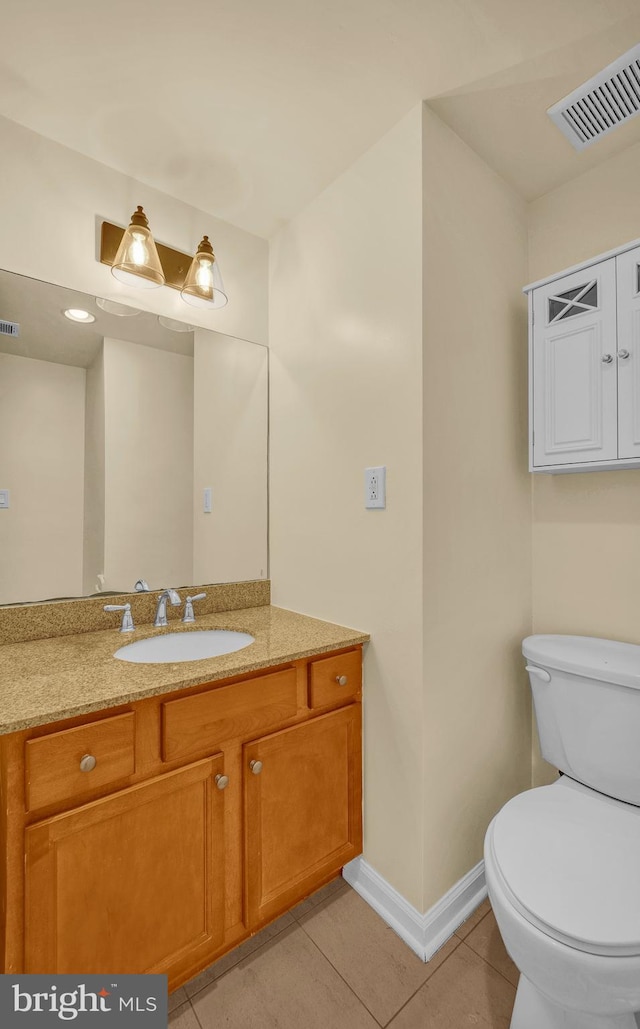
<box><xmin>458</xmin><ymin>938</ymin><xmax>519</xmax><ymax>992</ymax></box>
<box><xmin>183</xmin><ymin>884</ymin><xmax>346</xmax><ymax>1002</ymax></box>
<box><xmin>380</xmin><ymin>936</ymin><xmax>464</xmax><ymax>1028</ymax></box>
<box><xmin>455</xmin><ymin>909</ymin><xmax>492</xmax><ymax>943</ymax></box>
<box><xmin>186</xmin><ymin>996</ymin><xmax>205</xmax><ymax>1029</ymax></box>
<box><xmin>297</xmin><ymin>920</ymin><xmax>386</xmax><ymax>1028</ymax></box>
<box><xmin>456</xmin><ymin>908</ymin><xmax>519</xmax><ymax>988</ymax></box>
<box><xmin>184</xmin><ymin>920</ymin><xmax>297</xmax><ymax>1002</ymax></box>
<box><xmin>298</xmin><ymin>914</ymin><xmax>466</xmax><ymax>1029</ymax></box>
<box><xmin>184</xmin><ymin>880</ymin><xmax>347</xmax><ymax>1002</ymax></box>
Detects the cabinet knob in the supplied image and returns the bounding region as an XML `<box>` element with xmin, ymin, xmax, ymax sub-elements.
<box><xmin>250</xmin><ymin>759</ymin><xmax>263</xmax><ymax>775</ymax></box>
<box><xmin>335</xmin><ymin>675</ymin><xmax>348</xmax><ymax>686</ymax></box>
<box><xmin>601</xmin><ymin>353</ymin><xmax>613</xmax><ymax>364</ymax></box>
<box><xmin>215</xmin><ymin>773</ymin><xmax>229</xmax><ymax>790</ymax></box>
<box><xmin>618</xmin><ymin>349</ymin><xmax>630</xmax><ymax>360</ymax></box>
<box><xmin>79</xmin><ymin>754</ymin><xmax>97</xmax><ymax>773</ymax></box>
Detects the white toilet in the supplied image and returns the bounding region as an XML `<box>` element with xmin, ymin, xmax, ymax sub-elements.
<box><xmin>484</xmin><ymin>635</ymin><xmax>640</xmax><ymax>1029</ymax></box>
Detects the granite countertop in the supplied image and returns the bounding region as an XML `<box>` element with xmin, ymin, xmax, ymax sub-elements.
<box><xmin>0</xmin><ymin>606</ymin><xmax>369</xmax><ymax>735</ymax></box>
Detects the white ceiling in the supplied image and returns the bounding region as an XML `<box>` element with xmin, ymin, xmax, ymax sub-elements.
<box><xmin>429</xmin><ymin>13</ymin><xmax>640</xmax><ymax>202</ymax></box>
<box><xmin>1</xmin><ymin>0</ymin><xmax>639</xmax><ymax>238</ymax></box>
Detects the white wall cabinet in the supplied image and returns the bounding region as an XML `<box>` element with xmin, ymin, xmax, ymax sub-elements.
<box><xmin>526</xmin><ymin>240</ymin><xmax>640</xmax><ymax>473</ymax></box>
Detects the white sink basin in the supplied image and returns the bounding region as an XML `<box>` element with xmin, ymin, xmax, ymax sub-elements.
<box><xmin>114</xmin><ymin>629</ymin><xmax>255</xmax><ymax>664</ymax></box>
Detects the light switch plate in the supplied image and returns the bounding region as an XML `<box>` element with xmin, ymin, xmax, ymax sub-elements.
<box><xmin>203</xmin><ymin>487</ymin><xmax>212</xmax><ymax>514</ymax></box>
<box><xmin>365</xmin><ymin>467</ymin><xmax>386</xmax><ymax>509</ymax></box>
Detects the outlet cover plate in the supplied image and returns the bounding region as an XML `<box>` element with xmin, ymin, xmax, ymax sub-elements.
<box><xmin>365</xmin><ymin>467</ymin><xmax>386</xmax><ymax>509</ymax></box>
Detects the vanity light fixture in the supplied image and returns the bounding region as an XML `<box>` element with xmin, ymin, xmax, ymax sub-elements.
<box><xmin>64</xmin><ymin>308</ymin><xmax>96</xmax><ymax>323</ymax></box>
<box><xmin>100</xmin><ymin>210</ymin><xmax>228</xmax><ymax>308</ymax></box>
<box><xmin>109</xmin><ymin>206</ymin><xmax>165</xmax><ymax>289</ymax></box>
<box><xmin>180</xmin><ymin>236</ymin><xmax>228</xmax><ymax>309</ymax></box>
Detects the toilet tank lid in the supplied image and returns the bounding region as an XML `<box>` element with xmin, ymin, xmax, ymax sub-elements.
<box><xmin>523</xmin><ymin>635</ymin><xmax>640</xmax><ymax>690</ymax></box>
<box><xmin>492</xmin><ymin>782</ymin><xmax>640</xmax><ymax>955</ymax></box>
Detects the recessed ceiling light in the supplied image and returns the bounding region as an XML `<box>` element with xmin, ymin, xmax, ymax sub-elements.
<box><xmin>64</xmin><ymin>308</ymin><xmax>96</xmax><ymax>323</ymax></box>
<box><xmin>158</xmin><ymin>316</ymin><xmax>195</xmax><ymax>333</ymax></box>
<box><xmin>96</xmin><ymin>297</ymin><xmax>141</xmax><ymax>317</ymax></box>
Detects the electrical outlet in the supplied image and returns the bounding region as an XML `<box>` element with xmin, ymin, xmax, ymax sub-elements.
<box><xmin>365</xmin><ymin>467</ymin><xmax>386</xmax><ymax>509</ymax></box>
<box><xmin>203</xmin><ymin>487</ymin><xmax>212</xmax><ymax>513</ymax></box>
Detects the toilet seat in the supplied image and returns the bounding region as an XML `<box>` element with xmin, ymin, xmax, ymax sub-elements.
<box><xmin>489</xmin><ymin>780</ymin><xmax>640</xmax><ymax>958</ymax></box>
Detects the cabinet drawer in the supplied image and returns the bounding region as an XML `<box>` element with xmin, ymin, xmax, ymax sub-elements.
<box><xmin>162</xmin><ymin>668</ymin><xmax>298</xmax><ymax>763</ymax></box>
<box><xmin>25</xmin><ymin>712</ymin><xmax>136</xmax><ymax>812</ymax></box>
<box><xmin>308</xmin><ymin>650</ymin><xmax>361</xmax><ymax>709</ymax></box>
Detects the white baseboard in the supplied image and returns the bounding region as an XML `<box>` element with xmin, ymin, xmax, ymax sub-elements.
<box><xmin>342</xmin><ymin>856</ymin><xmax>487</xmax><ymax>963</ymax></box>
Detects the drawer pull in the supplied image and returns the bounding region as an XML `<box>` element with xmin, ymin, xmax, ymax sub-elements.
<box><xmin>250</xmin><ymin>760</ymin><xmax>263</xmax><ymax>775</ymax></box>
<box><xmin>79</xmin><ymin>754</ymin><xmax>97</xmax><ymax>773</ymax></box>
<box><xmin>336</xmin><ymin>675</ymin><xmax>348</xmax><ymax>686</ymax></box>
<box><xmin>215</xmin><ymin>774</ymin><xmax>229</xmax><ymax>790</ymax></box>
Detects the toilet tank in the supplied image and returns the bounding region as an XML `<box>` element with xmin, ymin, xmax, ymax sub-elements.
<box><xmin>523</xmin><ymin>635</ymin><xmax>640</xmax><ymax>806</ymax></box>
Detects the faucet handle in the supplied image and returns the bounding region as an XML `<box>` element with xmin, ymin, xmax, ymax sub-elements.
<box><xmin>104</xmin><ymin>603</ymin><xmax>135</xmax><ymax>633</ymax></box>
<box><xmin>183</xmin><ymin>593</ymin><xmax>207</xmax><ymax>623</ymax></box>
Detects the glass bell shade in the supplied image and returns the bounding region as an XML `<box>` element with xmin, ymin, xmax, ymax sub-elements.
<box><xmin>180</xmin><ymin>236</ymin><xmax>228</xmax><ymax>309</ymax></box>
<box><xmin>111</xmin><ymin>206</ymin><xmax>165</xmax><ymax>289</ymax></box>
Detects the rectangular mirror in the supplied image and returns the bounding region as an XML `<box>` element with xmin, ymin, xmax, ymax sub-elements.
<box><xmin>0</xmin><ymin>269</ymin><xmax>268</xmax><ymax>606</ymax></box>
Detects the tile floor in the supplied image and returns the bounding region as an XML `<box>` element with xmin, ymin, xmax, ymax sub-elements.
<box><xmin>170</xmin><ymin>881</ymin><xmax>518</xmax><ymax>1028</ymax></box>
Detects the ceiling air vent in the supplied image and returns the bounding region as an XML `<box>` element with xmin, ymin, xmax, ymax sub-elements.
<box><xmin>0</xmin><ymin>320</ymin><xmax>19</xmax><ymax>337</ymax></box>
<box><xmin>548</xmin><ymin>43</ymin><xmax>640</xmax><ymax>150</ymax></box>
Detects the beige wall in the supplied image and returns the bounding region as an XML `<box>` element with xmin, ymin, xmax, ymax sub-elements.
<box><xmin>193</xmin><ymin>331</ymin><xmax>268</xmax><ymax>585</ymax></box>
<box><xmin>83</xmin><ymin>347</ymin><xmax>105</xmax><ymax>595</ymax></box>
<box><xmin>0</xmin><ymin>115</ymin><xmax>268</xmax><ymax>345</ymax></box>
<box><xmin>270</xmin><ymin>107</ymin><xmax>426</xmax><ymax>908</ymax></box>
<box><xmin>529</xmin><ymin>138</ymin><xmax>640</xmax><ymax>786</ymax></box>
<box><xmin>103</xmin><ymin>338</ymin><xmax>194</xmax><ymax>592</ymax></box>
<box><xmin>270</xmin><ymin>103</ymin><xmax>534</xmax><ymax>913</ymax></box>
<box><xmin>421</xmin><ymin>106</ymin><xmax>532</xmax><ymax>905</ymax></box>
<box><xmin>0</xmin><ymin>353</ymin><xmax>85</xmax><ymax>603</ymax></box>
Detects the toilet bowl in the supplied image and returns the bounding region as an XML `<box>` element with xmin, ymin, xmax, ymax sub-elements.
<box><xmin>485</xmin><ymin>635</ymin><xmax>640</xmax><ymax>1029</ymax></box>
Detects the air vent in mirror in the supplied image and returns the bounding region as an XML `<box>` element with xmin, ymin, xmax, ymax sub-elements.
<box><xmin>0</xmin><ymin>320</ymin><xmax>19</xmax><ymax>337</ymax></box>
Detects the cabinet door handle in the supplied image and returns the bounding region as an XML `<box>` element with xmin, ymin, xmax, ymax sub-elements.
<box><xmin>618</xmin><ymin>349</ymin><xmax>630</xmax><ymax>360</ymax></box>
<box><xmin>79</xmin><ymin>754</ymin><xmax>97</xmax><ymax>772</ymax></box>
<box><xmin>335</xmin><ymin>675</ymin><xmax>348</xmax><ymax>686</ymax></box>
<box><xmin>249</xmin><ymin>760</ymin><xmax>263</xmax><ymax>775</ymax></box>
<box><xmin>215</xmin><ymin>774</ymin><xmax>229</xmax><ymax>790</ymax></box>
<box><xmin>601</xmin><ymin>353</ymin><xmax>613</xmax><ymax>364</ymax></box>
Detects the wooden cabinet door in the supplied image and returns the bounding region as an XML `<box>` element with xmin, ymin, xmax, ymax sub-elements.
<box><xmin>532</xmin><ymin>258</ymin><xmax>617</xmax><ymax>467</ymax></box>
<box><xmin>616</xmin><ymin>246</ymin><xmax>640</xmax><ymax>459</ymax></box>
<box><xmin>244</xmin><ymin>704</ymin><xmax>362</xmax><ymax>928</ymax></box>
<box><xmin>25</xmin><ymin>756</ymin><xmax>226</xmax><ymax>976</ymax></box>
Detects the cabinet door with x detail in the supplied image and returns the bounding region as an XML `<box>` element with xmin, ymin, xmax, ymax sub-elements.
<box><xmin>531</xmin><ymin>257</ymin><xmax>617</xmax><ymax>468</ymax></box>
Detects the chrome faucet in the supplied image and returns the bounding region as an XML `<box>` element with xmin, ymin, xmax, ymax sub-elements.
<box><xmin>154</xmin><ymin>588</ymin><xmax>181</xmax><ymax>627</ymax></box>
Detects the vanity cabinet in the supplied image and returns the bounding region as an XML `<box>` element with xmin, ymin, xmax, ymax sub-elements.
<box><xmin>1</xmin><ymin>645</ymin><xmax>363</xmax><ymax>990</ymax></box>
<box><xmin>527</xmin><ymin>240</ymin><xmax>640</xmax><ymax>472</ymax></box>
<box><xmin>25</xmin><ymin>757</ymin><xmax>226</xmax><ymax>975</ymax></box>
<box><xmin>244</xmin><ymin>704</ymin><xmax>361</xmax><ymax>926</ymax></box>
